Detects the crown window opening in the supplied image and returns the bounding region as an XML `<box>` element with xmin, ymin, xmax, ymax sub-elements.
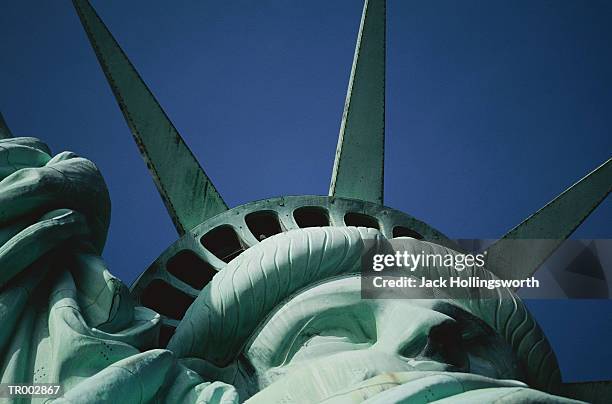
<box><xmin>166</xmin><ymin>250</ymin><xmax>217</xmax><ymax>290</ymax></box>
<box><xmin>246</xmin><ymin>211</ymin><xmax>283</xmax><ymax>241</ymax></box>
<box><xmin>344</xmin><ymin>212</ymin><xmax>379</xmax><ymax>229</ymax></box>
<box><xmin>293</xmin><ymin>206</ymin><xmax>330</xmax><ymax>228</ymax></box>
<box><xmin>393</xmin><ymin>226</ymin><xmax>424</xmax><ymax>240</ymax></box>
<box><xmin>140</xmin><ymin>279</ymin><xmax>194</xmax><ymax>320</ymax></box>
<box><xmin>200</xmin><ymin>225</ymin><xmax>245</xmax><ymax>263</ymax></box>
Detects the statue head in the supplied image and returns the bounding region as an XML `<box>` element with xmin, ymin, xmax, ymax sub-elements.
<box><xmin>163</xmin><ymin>226</ymin><xmax>560</xmax><ymax>401</ymax></box>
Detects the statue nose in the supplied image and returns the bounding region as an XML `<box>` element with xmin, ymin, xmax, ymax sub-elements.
<box><xmin>372</xmin><ymin>304</ymin><xmax>465</xmax><ymax>367</ymax></box>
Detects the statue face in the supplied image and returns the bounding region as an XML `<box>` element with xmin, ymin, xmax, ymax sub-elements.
<box><xmin>168</xmin><ymin>227</ymin><xmax>557</xmax><ymax>401</ymax></box>
<box><xmin>241</xmin><ymin>276</ymin><xmax>523</xmax><ymax>402</ymax></box>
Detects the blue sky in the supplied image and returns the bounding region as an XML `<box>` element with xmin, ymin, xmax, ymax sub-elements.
<box><xmin>1</xmin><ymin>0</ymin><xmax>611</xmax><ymax>381</ymax></box>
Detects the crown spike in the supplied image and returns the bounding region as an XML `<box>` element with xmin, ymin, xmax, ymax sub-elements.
<box><xmin>73</xmin><ymin>0</ymin><xmax>228</xmax><ymax>235</ymax></box>
<box><xmin>486</xmin><ymin>157</ymin><xmax>611</xmax><ymax>282</ymax></box>
<box><xmin>329</xmin><ymin>0</ymin><xmax>386</xmax><ymax>204</ymax></box>
<box><xmin>0</xmin><ymin>112</ymin><xmax>13</xmax><ymax>139</ymax></box>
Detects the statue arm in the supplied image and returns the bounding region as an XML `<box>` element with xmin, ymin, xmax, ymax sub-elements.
<box><xmin>0</xmin><ymin>137</ymin><xmax>238</xmax><ymax>403</ymax></box>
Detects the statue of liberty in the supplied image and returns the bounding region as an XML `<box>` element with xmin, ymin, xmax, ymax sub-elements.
<box><xmin>0</xmin><ymin>0</ymin><xmax>610</xmax><ymax>402</ymax></box>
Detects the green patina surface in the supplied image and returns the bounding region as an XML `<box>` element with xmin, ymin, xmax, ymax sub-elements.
<box><xmin>0</xmin><ymin>112</ymin><xmax>13</xmax><ymax>139</ymax></box>
<box><xmin>0</xmin><ymin>147</ymin><xmax>582</xmax><ymax>402</ymax></box>
<box><xmin>73</xmin><ymin>0</ymin><xmax>228</xmax><ymax>236</ymax></box>
<box><xmin>329</xmin><ymin>0</ymin><xmax>386</xmax><ymax>204</ymax></box>
<box><xmin>485</xmin><ymin>157</ymin><xmax>612</xmax><ymax>283</ymax></box>
<box><xmin>0</xmin><ymin>0</ymin><xmax>610</xmax><ymax>402</ymax></box>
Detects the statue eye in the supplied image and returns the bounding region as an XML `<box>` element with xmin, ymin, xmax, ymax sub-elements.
<box><xmin>289</xmin><ymin>332</ymin><xmax>369</xmax><ymax>364</ymax></box>
<box><xmin>280</xmin><ymin>308</ymin><xmax>377</xmax><ymax>366</ymax></box>
<box><xmin>421</xmin><ymin>321</ymin><xmax>469</xmax><ymax>370</ymax></box>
